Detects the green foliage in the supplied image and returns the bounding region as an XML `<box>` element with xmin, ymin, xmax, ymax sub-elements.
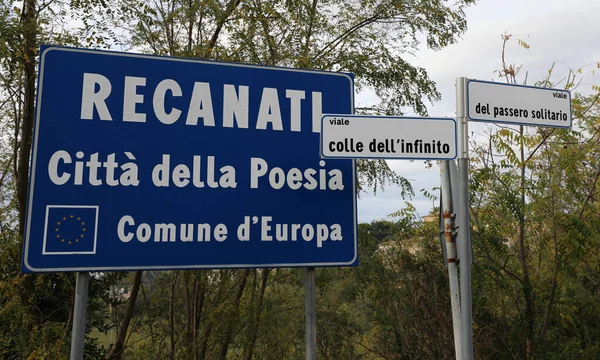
<box><xmin>101</xmin><ymin>214</ymin><xmax>461</xmax><ymax>360</ymax></box>
<box><xmin>469</xmin><ymin>37</ymin><xmax>600</xmax><ymax>358</ymax></box>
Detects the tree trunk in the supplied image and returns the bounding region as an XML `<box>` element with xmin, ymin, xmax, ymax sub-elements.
<box><xmin>16</xmin><ymin>0</ymin><xmax>37</xmax><ymax>320</ymax></box>
<box><xmin>198</xmin><ymin>323</ymin><xmax>212</xmax><ymax>360</ymax></box>
<box><xmin>106</xmin><ymin>271</ymin><xmax>143</xmax><ymax>360</ymax></box>
<box><xmin>169</xmin><ymin>271</ymin><xmax>179</xmax><ymax>360</ymax></box>
<box><xmin>17</xmin><ymin>0</ymin><xmax>37</xmax><ymax>239</ymax></box>
<box><xmin>219</xmin><ymin>269</ymin><xmax>250</xmax><ymax>359</ymax></box>
<box><xmin>140</xmin><ymin>283</ymin><xmax>159</xmax><ymax>359</ymax></box>
<box><xmin>242</xmin><ymin>268</ymin><xmax>270</xmax><ymax>360</ymax></box>
<box><xmin>184</xmin><ymin>271</ymin><xmax>197</xmax><ymax>360</ymax></box>
<box><xmin>518</xmin><ymin>126</ymin><xmax>535</xmax><ymax>359</ymax></box>
<box><xmin>194</xmin><ymin>272</ymin><xmax>207</xmax><ymax>360</ymax></box>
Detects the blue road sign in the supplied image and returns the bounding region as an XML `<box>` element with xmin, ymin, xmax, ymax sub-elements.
<box><xmin>23</xmin><ymin>46</ymin><xmax>357</xmax><ymax>272</ymax></box>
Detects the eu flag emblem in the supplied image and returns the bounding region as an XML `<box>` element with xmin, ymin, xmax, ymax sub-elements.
<box><xmin>43</xmin><ymin>206</ymin><xmax>98</xmax><ymax>254</ymax></box>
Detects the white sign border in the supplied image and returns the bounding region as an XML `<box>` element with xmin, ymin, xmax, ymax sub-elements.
<box><xmin>320</xmin><ymin>114</ymin><xmax>458</xmax><ymax>161</ymax></box>
<box><xmin>466</xmin><ymin>79</ymin><xmax>573</xmax><ymax>128</ymax></box>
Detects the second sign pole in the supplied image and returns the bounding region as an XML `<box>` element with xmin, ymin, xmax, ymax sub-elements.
<box><xmin>305</xmin><ymin>267</ymin><xmax>317</xmax><ymax>360</ymax></box>
<box><xmin>456</xmin><ymin>77</ymin><xmax>474</xmax><ymax>360</ymax></box>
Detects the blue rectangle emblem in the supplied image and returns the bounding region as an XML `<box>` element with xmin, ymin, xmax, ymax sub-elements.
<box><xmin>43</xmin><ymin>206</ymin><xmax>98</xmax><ymax>254</ymax></box>
<box><xmin>23</xmin><ymin>46</ymin><xmax>357</xmax><ymax>272</ymax></box>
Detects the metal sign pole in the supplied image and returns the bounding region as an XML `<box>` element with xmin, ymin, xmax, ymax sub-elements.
<box><xmin>440</xmin><ymin>160</ymin><xmax>462</xmax><ymax>360</ymax></box>
<box><xmin>456</xmin><ymin>77</ymin><xmax>474</xmax><ymax>359</ymax></box>
<box><xmin>70</xmin><ymin>272</ymin><xmax>90</xmax><ymax>360</ymax></box>
<box><xmin>305</xmin><ymin>267</ymin><xmax>317</xmax><ymax>360</ymax></box>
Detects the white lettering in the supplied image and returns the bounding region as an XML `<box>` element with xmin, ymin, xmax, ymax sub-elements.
<box><xmin>123</xmin><ymin>76</ymin><xmax>146</xmax><ymax>122</ymax></box>
<box><xmin>81</xmin><ymin>73</ymin><xmax>113</xmax><ymax>120</ymax></box>
<box><xmin>286</xmin><ymin>89</ymin><xmax>305</xmax><ymax>132</ymax></box>
<box><xmin>250</xmin><ymin>158</ymin><xmax>343</xmax><ymax>191</ymax></box>
<box><xmin>117</xmin><ymin>215</ymin><xmax>135</xmax><ymax>242</ymax></box>
<box><xmin>250</xmin><ymin>157</ymin><xmax>268</xmax><ymax>188</ymax></box>
<box><xmin>214</xmin><ymin>224</ymin><xmax>227</xmax><ymax>242</ymax></box>
<box><xmin>223</xmin><ymin>84</ymin><xmax>249</xmax><ymax>128</ymax></box>
<box><xmin>173</xmin><ymin>164</ymin><xmax>190</xmax><ymax>188</ymax></box>
<box><xmin>261</xmin><ymin>216</ymin><xmax>273</xmax><ymax>241</ymax></box>
<box><xmin>153</xmin><ymin>79</ymin><xmax>182</xmax><ymax>124</ymax></box>
<box><xmin>137</xmin><ymin>223</ymin><xmax>151</xmax><ymax>242</ymax></box>
<box><xmin>48</xmin><ymin>150</ymin><xmax>71</xmax><ymax>185</ymax></box>
<box><xmin>186</xmin><ymin>82</ymin><xmax>215</xmax><ymax>126</ymax></box>
<box><xmin>302</xmin><ymin>224</ymin><xmax>314</xmax><ymax>241</ymax></box>
<box><xmin>256</xmin><ymin>88</ymin><xmax>282</xmax><ymax>131</ymax></box>
<box><xmin>154</xmin><ymin>223</ymin><xmax>176</xmax><ymax>242</ymax></box>
<box><xmin>312</xmin><ymin>91</ymin><xmax>322</xmax><ymax>133</ymax></box>
<box><xmin>86</xmin><ymin>152</ymin><xmax>102</xmax><ymax>186</ymax></box>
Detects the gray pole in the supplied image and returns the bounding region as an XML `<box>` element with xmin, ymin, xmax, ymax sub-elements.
<box><xmin>440</xmin><ymin>160</ymin><xmax>462</xmax><ymax>360</ymax></box>
<box><xmin>305</xmin><ymin>267</ymin><xmax>317</xmax><ymax>360</ymax></box>
<box><xmin>70</xmin><ymin>272</ymin><xmax>90</xmax><ymax>360</ymax></box>
<box><xmin>456</xmin><ymin>77</ymin><xmax>474</xmax><ymax>360</ymax></box>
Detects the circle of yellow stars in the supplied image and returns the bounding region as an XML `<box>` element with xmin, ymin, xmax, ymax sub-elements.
<box><xmin>54</xmin><ymin>214</ymin><xmax>86</xmax><ymax>245</ymax></box>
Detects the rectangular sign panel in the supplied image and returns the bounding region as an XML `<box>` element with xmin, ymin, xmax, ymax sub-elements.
<box><xmin>321</xmin><ymin>115</ymin><xmax>457</xmax><ymax>160</ymax></box>
<box><xmin>23</xmin><ymin>46</ymin><xmax>357</xmax><ymax>272</ymax></box>
<box><xmin>467</xmin><ymin>79</ymin><xmax>572</xmax><ymax>127</ymax></box>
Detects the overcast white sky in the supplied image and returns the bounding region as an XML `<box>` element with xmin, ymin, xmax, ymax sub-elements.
<box><xmin>356</xmin><ymin>0</ymin><xmax>600</xmax><ymax>223</ymax></box>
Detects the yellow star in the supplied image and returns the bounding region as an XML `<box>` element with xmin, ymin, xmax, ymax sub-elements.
<box><xmin>80</xmin><ymin>234</ymin><xmax>85</xmax><ymax>238</ymax></box>
<box><xmin>63</xmin><ymin>217</ymin><xmax>66</xmax><ymax>220</ymax></box>
<box><xmin>77</xmin><ymin>217</ymin><xmax>81</xmax><ymax>221</ymax></box>
<box><xmin>83</xmin><ymin>228</ymin><xmax>86</xmax><ymax>232</ymax></box>
<box><xmin>56</xmin><ymin>235</ymin><xmax>60</xmax><ymax>238</ymax></box>
<box><xmin>55</xmin><ymin>228</ymin><xmax>58</xmax><ymax>232</ymax></box>
<box><xmin>57</xmin><ymin>222</ymin><xmax>61</xmax><ymax>225</ymax></box>
<box><xmin>81</xmin><ymin>222</ymin><xmax>85</xmax><ymax>225</ymax></box>
<box><xmin>75</xmin><ymin>239</ymin><xmax>79</xmax><ymax>243</ymax></box>
<box><xmin>61</xmin><ymin>239</ymin><xmax>65</xmax><ymax>243</ymax></box>
<box><xmin>70</xmin><ymin>215</ymin><xmax>74</xmax><ymax>218</ymax></box>
<box><xmin>68</xmin><ymin>241</ymin><xmax>72</xmax><ymax>245</ymax></box>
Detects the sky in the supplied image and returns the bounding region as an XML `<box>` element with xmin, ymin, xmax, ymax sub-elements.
<box><xmin>356</xmin><ymin>0</ymin><xmax>600</xmax><ymax>223</ymax></box>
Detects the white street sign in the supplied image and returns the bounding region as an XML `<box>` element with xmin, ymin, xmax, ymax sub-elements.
<box><xmin>467</xmin><ymin>79</ymin><xmax>572</xmax><ymax>128</ymax></box>
<box><xmin>320</xmin><ymin>115</ymin><xmax>457</xmax><ymax>160</ymax></box>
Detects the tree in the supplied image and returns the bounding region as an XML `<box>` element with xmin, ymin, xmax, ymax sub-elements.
<box><xmin>0</xmin><ymin>0</ymin><xmax>123</xmax><ymax>357</ymax></box>
<box><xmin>469</xmin><ymin>34</ymin><xmax>600</xmax><ymax>359</ymax></box>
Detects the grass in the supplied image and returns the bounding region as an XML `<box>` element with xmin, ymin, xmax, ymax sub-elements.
<box><xmin>89</xmin><ymin>327</ymin><xmax>116</xmax><ymax>347</ymax></box>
